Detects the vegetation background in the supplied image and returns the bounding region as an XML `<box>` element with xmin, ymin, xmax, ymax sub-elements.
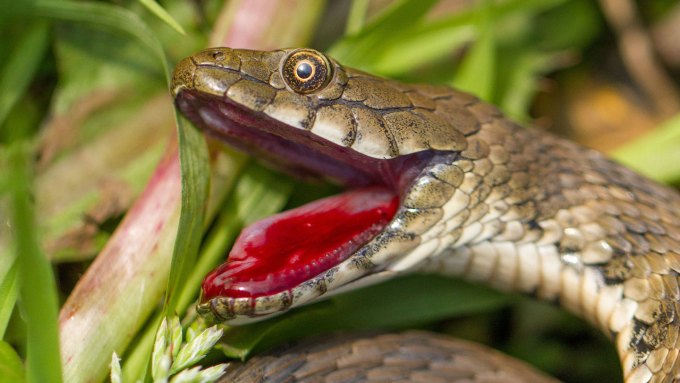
<box><xmin>2</xmin><ymin>0</ymin><xmax>680</xmax><ymax>382</ymax></box>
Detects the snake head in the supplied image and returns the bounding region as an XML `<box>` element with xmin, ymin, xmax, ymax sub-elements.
<box><xmin>172</xmin><ymin>48</ymin><xmax>482</xmax><ymax>324</ymax></box>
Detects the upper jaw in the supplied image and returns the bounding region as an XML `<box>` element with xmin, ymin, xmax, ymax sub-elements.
<box><xmin>170</xmin><ymin>55</ymin><xmax>197</xmax><ymax>98</ymax></box>
<box><xmin>174</xmin><ymin>88</ymin><xmax>394</xmax><ymax>187</ymax></box>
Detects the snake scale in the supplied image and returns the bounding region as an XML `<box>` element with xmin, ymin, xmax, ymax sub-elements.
<box><xmin>171</xmin><ymin>48</ymin><xmax>680</xmax><ymax>382</ymax></box>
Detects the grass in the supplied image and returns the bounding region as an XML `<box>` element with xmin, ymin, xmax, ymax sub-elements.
<box><xmin>1</xmin><ymin>0</ymin><xmax>678</xmax><ymax>382</ymax></box>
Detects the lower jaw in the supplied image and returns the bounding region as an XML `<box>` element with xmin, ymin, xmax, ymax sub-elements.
<box><xmin>200</xmin><ymin>186</ymin><xmax>400</xmax><ymax>302</ymax></box>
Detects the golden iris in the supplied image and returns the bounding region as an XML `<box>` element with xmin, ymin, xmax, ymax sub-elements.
<box><xmin>282</xmin><ymin>49</ymin><xmax>332</xmax><ymax>94</ymax></box>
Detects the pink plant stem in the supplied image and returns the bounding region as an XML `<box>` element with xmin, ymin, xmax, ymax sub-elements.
<box><xmin>59</xmin><ymin>142</ymin><xmax>181</xmax><ymax>383</ymax></box>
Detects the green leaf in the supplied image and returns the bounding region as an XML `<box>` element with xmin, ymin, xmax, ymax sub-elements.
<box><xmin>533</xmin><ymin>0</ymin><xmax>601</xmax><ymax>51</ymax></box>
<box><xmin>451</xmin><ymin>0</ymin><xmax>495</xmax><ymax>101</ymax></box>
<box><xmin>171</xmin><ymin>325</ymin><xmax>223</xmax><ymax>374</ymax></box>
<box><xmin>612</xmin><ymin>113</ymin><xmax>680</xmax><ymax>184</ymax></box>
<box><xmin>496</xmin><ymin>49</ymin><xmax>555</xmax><ymax>120</ymax></box>
<box><xmin>345</xmin><ymin>0</ymin><xmax>370</xmax><ymax>35</ymax></box>
<box><xmin>330</xmin><ymin>0</ymin><xmax>567</xmax><ymax>76</ymax></box>
<box><xmin>0</xmin><ymin>260</ymin><xmax>18</xmax><ymax>338</ymax></box>
<box><xmin>220</xmin><ymin>275</ymin><xmax>511</xmax><ymax>359</ymax></box>
<box><xmin>329</xmin><ymin>0</ymin><xmax>441</xmax><ymax>66</ymax></box>
<box><xmin>169</xmin><ymin>364</ymin><xmax>227</xmax><ymax>383</ymax></box>
<box><xmin>0</xmin><ymin>22</ymin><xmax>49</xmax><ymax>130</ymax></box>
<box><xmin>109</xmin><ymin>353</ymin><xmax>122</xmax><ymax>383</ymax></box>
<box><xmin>9</xmin><ymin>140</ymin><xmax>62</xmax><ymax>383</ymax></box>
<box><xmin>151</xmin><ymin>318</ymin><xmax>172</xmax><ymax>381</ymax></box>
<box><xmin>0</xmin><ymin>154</ymin><xmax>17</xmax><ymax>337</ymax></box>
<box><xmin>33</xmin><ymin>0</ymin><xmax>170</xmax><ymax>83</ymax></box>
<box><xmin>367</xmin><ymin>25</ymin><xmax>475</xmax><ymax>76</ymax></box>
<box><xmin>0</xmin><ymin>340</ymin><xmax>25</xmax><ymax>383</ymax></box>
<box><xmin>170</xmin><ymin>316</ymin><xmax>183</xmax><ymax>360</ymax></box>
<box><xmin>163</xmin><ymin>116</ymin><xmax>210</xmax><ymax>316</ymax></box>
<box><xmin>493</xmin><ymin>0</ymin><xmax>602</xmax><ymax>119</ymax></box>
<box><xmin>138</xmin><ymin>0</ymin><xmax>186</xmax><ymax>36</ymax></box>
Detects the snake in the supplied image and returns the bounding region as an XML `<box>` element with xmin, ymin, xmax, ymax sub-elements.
<box><xmin>171</xmin><ymin>47</ymin><xmax>680</xmax><ymax>382</ymax></box>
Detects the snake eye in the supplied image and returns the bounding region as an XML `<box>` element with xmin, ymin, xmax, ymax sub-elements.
<box><xmin>282</xmin><ymin>49</ymin><xmax>333</xmax><ymax>94</ymax></box>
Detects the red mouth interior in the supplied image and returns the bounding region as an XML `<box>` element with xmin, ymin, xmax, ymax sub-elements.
<box><xmin>201</xmin><ymin>187</ymin><xmax>399</xmax><ymax>299</ymax></box>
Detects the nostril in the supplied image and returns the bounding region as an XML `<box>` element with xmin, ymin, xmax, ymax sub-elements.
<box><xmin>212</xmin><ymin>51</ymin><xmax>225</xmax><ymax>61</ymax></box>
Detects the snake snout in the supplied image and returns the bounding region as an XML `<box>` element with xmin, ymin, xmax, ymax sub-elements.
<box><xmin>170</xmin><ymin>56</ymin><xmax>196</xmax><ymax>97</ymax></box>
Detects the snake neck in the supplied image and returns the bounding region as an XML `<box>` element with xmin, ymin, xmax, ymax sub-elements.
<box><xmin>407</xmin><ymin>93</ymin><xmax>680</xmax><ymax>382</ymax></box>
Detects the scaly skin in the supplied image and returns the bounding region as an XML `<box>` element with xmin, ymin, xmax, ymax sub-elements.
<box><xmin>172</xmin><ymin>48</ymin><xmax>680</xmax><ymax>382</ymax></box>
<box><xmin>218</xmin><ymin>331</ymin><xmax>560</xmax><ymax>383</ymax></box>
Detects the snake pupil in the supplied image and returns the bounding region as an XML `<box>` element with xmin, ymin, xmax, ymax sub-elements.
<box><xmin>296</xmin><ymin>62</ymin><xmax>313</xmax><ymax>80</ymax></box>
<box><xmin>281</xmin><ymin>49</ymin><xmax>333</xmax><ymax>94</ymax></box>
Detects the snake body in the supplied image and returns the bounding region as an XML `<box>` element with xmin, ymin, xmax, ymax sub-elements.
<box><xmin>219</xmin><ymin>331</ymin><xmax>560</xmax><ymax>383</ymax></box>
<box><xmin>172</xmin><ymin>48</ymin><xmax>680</xmax><ymax>382</ymax></box>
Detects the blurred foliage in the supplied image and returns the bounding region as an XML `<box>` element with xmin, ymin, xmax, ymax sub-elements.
<box><xmin>1</xmin><ymin>0</ymin><xmax>679</xmax><ymax>382</ymax></box>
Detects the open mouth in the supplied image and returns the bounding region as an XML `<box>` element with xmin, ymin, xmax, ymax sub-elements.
<box><xmin>202</xmin><ymin>187</ymin><xmax>399</xmax><ymax>299</ymax></box>
<box><xmin>176</xmin><ymin>91</ymin><xmax>434</xmax><ymax>305</ymax></box>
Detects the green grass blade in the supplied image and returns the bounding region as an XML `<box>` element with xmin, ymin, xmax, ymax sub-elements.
<box><xmin>34</xmin><ymin>0</ymin><xmax>170</xmax><ymax>83</ymax></box>
<box><xmin>162</xmin><ymin>115</ymin><xmax>210</xmax><ymax>316</ymax></box>
<box><xmin>345</xmin><ymin>0</ymin><xmax>370</xmax><ymax>35</ymax></box>
<box><xmin>0</xmin><ymin>340</ymin><xmax>25</xmax><ymax>383</ymax></box>
<box><xmin>0</xmin><ymin>261</ymin><xmax>18</xmax><ymax>338</ymax></box>
<box><xmin>329</xmin><ymin>0</ymin><xmax>440</xmax><ymax>65</ymax></box>
<box><xmin>0</xmin><ymin>22</ymin><xmax>49</xmax><ymax>128</ymax></box>
<box><xmin>496</xmin><ymin>50</ymin><xmax>559</xmax><ymax>120</ymax></box>
<box><xmin>9</xmin><ymin>141</ymin><xmax>62</xmax><ymax>383</ymax></box>
<box><xmin>137</xmin><ymin>0</ymin><xmax>186</xmax><ymax>36</ymax></box>
<box><xmin>612</xmin><ymin>114</ymin><xmax>680</xmax><ymax>184</ymax></box>
<box><xmin>0</xmin><ymin>148</ymin><xmax>17</xmax><ymax>337</ymax></box>
<box><xmin>451</xmin><ymin>0</ymin><xmax>495</xmax><ymax>101</ymax></box>
<box><xmin>331</xmin><ymin>0</ymin><xmax>566</xmax><ymax>76</ymax></box>
<box><xmin>349</xmin><ymin>0</ymin><xmax>440</xmax><ymax>38</ymax></box>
